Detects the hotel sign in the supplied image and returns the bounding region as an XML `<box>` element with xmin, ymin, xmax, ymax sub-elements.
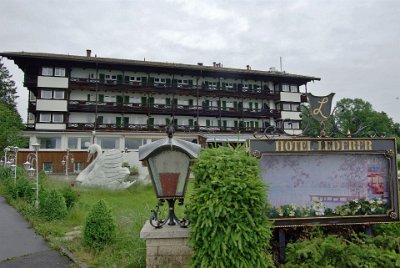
<box><xmin>249</xmin><ymin>138</ymin><xmax>399</xmax><ymax>227</ymax></box>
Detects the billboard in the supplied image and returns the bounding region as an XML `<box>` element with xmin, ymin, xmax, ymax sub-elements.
<box><xmin>249</xmin><ymin>138</ymin><xmax>399</xmax><ymax>227</ymax></box>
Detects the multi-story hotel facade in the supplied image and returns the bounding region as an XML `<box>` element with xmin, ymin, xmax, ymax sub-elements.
<box><xmin>1</xmin><ymin>51</ymin><xmax>320</xmax><ymax>174</ymax></box>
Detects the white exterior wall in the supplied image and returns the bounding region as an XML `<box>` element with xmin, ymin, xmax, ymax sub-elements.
<box><xmin>280</xmin><ymin>111</ymin><xmax>302</xmax><ymax>120</ymax></box>
<box><xmin>69</xmin><ymin>113</ymin><xmax>95</xmax><ymax>123</ymax></box>
<box><xmin>70</xmin><ymin>91</ymin><xmax>89</xmax><ymax>101</ymax></box>
<box><xmin>35</xmin><ymin>123</ymin><xmax>66</xmax><ymax>130</ymax></box>
<box><xmin>37</xmin><ymin>76</ymin><xmax>68</xmax><ymax>88</ymax></box>
<box><xmin>36</xmin><ymin>99</ymin><xmax>68</xmax><ymax>111</ymax></box>
<box><xmin>280</xmin><ymin>92</ymin><xmax>301</xmax><ymax>102</ymax></box>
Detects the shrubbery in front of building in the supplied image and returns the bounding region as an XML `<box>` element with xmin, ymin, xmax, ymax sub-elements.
<box><xmin>187</xmin><ymin>146</ymin><xmax>274</xmax><ymax>267</ymax></box>
<box><xmin>39</xmin><ymin>189</ymin><xmax>68</xmax><ymax>221</ymax></box>
<box><xmin>83</xmin><ymin>199</ymin><xmax>116</xmax><ymax>248</ymax></box>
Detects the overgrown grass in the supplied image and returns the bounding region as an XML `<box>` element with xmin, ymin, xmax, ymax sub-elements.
<box><xmin>0</xmin><ymin>172</ymin><xmax>187</xmax><ymax>267</ymax></box>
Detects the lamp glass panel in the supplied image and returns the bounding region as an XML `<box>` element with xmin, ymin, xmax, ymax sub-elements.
<box><xmin>148</xmin><ymin>150</ymin><xmax>190</xmax><ymax>198</ymax></box>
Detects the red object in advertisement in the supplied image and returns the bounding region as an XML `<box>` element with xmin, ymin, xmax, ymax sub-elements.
<box><xmin>159</xmin><ymin>172</ymin><xmax>180</xmax><ymax>197</ymax></box>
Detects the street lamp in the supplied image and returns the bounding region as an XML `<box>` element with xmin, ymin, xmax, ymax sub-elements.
<box><xmin>24</xmin><ymin>143</ymin><xmax>40</xmax><ymax>207</ymax></box>
<box><xmin>139</xmin><ymin>126</ymin><xmax>201</xmax><ymax>228</ymax></box>
<box><xmin>61</xmin><ymin>148</ymin><xmax>74</xmax><ymax>179</ymax></box>
<box><xmin>8</xmin><ymin>147</ymin><xmax>19</xmax><ymax>183</ymax></box>
<box><xmin>1</xmin><ymin>146</ymin><xmax>10</xmax><ymax>167</ymax></box>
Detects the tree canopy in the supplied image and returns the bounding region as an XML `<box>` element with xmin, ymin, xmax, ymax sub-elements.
<box><xmin>302</xmin><ymin>98</ymin><xmax>400</xmax><ymax>140</ymax></box>
<box><xmin>0</xmin><ymin>58</ymin><xmax>18</xmax><ymax>111</ymax></box>
<box><xmin>0</xmin><ymin>101</ymin><xmax>27</xmax><ymax>149</ymax></box>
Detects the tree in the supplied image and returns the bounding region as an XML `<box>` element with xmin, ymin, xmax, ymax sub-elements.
<box><xmin>302</xmin><ymin>98</ymin><xmax>399</xmax><ymax>140</ymax></box>
<box><xmin>0</xmin><ymin>102</ymin><xmax>27</xmax><ymax>149</ymax></box>
<box><xmin>0</xmin><ymin>58</ymin><xmax>18</xmax><ymax>111</ymax></box>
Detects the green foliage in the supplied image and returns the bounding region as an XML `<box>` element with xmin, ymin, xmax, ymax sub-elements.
<box><xmin>187</xmin><ymin>146</ymin><xmax>273</xmax><ymax>268</ymax></box>
<box><xmin>39</xmin><ymin>189</ymin><xmax>68</xmax><ymax>221</ymax></box>
<box><xmin>61</xmin><ymin>186</ymin><xmax>79</xmax><ymax>208</ymax></box>
<box><xmin>83</xmin><ymin>199</ymin><xmax>116</xmax><ymax>248</ymax></box>
<box><xmin>129</xmin><ymin>166</ymin><xmax>139</xmax><ymax>175</ymax></box>
<box><xmin>0</xmin><ymin>102</ymin><xmax>26</xmax><ymax>149</ymax></box>
<box><xmin>373</xmin><ymin>223</ymin><xmax>400</xmax><ymax>237</ymax></box>
<box><xmin>302</xmin><ymin>98</ymin><xmax>400</xmax><ymax>139</ymax></box>
<box><xmin>0</xmin><ymin>59</ymin><xmax>18</xmax><ymax>110</ymax></box>
<box><xmin>284</xmin><ymin>233</ymin><xmax>400</xmax><ymax>267</ymax></box>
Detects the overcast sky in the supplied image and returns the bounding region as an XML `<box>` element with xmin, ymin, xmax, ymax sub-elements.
<box><xmin>1</xmin><ymin>0</ymin><xmax>399</xmax><ymax>123</ymax></box>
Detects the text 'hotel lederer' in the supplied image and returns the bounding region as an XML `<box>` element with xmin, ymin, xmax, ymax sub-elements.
<box><xmin>275</xmin><ymin>140</ymin><xmax>373</xmax><ymax>152</ymax></box>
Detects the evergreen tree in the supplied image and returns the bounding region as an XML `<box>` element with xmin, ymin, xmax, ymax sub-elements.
<box><xmin>0</xmin><ymin>58</ymin><xmax>18</xmax><ymax>111</ymax></box>
<box><xmin>0</xmin><ymin>102</ymin><xmax>27</xmax><ymax>149</ymax></box>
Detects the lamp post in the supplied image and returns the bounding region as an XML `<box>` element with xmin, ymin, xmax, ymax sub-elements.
<box><xmin>7</xmin><ymin>147</ymin><xmax>19</xmax><ymax>183</ymax></box>
<box><xmin>24</xmin><ymin>143</ymin><xmax>40</xmax><ymax>208</ymax></box>
<box><xmin>61</xmin><ymin>148</ymin><xmax>74</xmax><ymax>179</ymax></box>
<box><xmin>2</xmin><ymin>146</ymin><xmax>10</xmax><ymax>167</ymax></box>
<box><xmin>139</xmin><ymin>126</ymin><xmax>201</xmax><ymax>228</ymax></box>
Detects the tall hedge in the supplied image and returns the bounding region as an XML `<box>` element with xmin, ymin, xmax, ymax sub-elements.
<box><xmin>187</xmin><ymin>146</ymin><xmax>274</xmax><ymax>267</ymax></box>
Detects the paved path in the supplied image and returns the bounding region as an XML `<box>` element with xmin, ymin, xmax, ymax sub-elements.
<box><xmin>0</xmin><ymin>196</ymin><xmax>72</xmax><ymax>267</ymax></box>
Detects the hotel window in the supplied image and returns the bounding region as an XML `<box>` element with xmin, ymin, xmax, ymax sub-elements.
<box><xmin>98</xmin><ymin>137</ymin><xmax>119</xmax><ymax>149</ymax></box>
<box><xmin>290</xmin><ymin>85</ymin><xmax>298</xmax><ymax>93</ymax></box>
<box><xmin>130</xmin><ymin>76</ymin><xmax>141</xmax><ymax>82</ymax></box>
<box><xmin>125</xmin><ymin>138</ymin><xmax>145</xmax><ymax>150</ymax></box>
<box><xmin>43</xmin><ymin>162</ymin><xmax>53</xmax><ymax>173</ymax></box>
<box><xmin>68</xmin><ymin>138</ymin><xmax>78</xmax><ymax>149</ymax></box>
<box><xmin>39</xmin><ymin>113</ymin><xmax>52</xmax><ymax>122</ymax></box>
<box><xmin>52</xmin><ymin>114</ymin><xmax>64</xmax><ymax>123</ymax></box>
<box><xmin>42</xmin><ymin>67</ymin><xmax>53</xmax><ymax>76</ymax></box>
<box><xmin>81</xmin><ymin>137</ymin><xmax>91</xmax><ymax>149</ymax></box>
<box><xmin>41</xmin><ymin>89</ymin><xmax>53</xmax><ymax>99</ymax></box>
<box><xmin>282</xmin><ymin>84</ymin><xmax>290</xmax><ymax>92</ymax></box>
<box><xmin>282</xmin><ymin>103</ymin><xmax>300</xmax><ymax>111</ymax></box>
<box><xmin>39</xmin><ymin>137</ymin><xmax>61</xmax><ymax>149</ymax></box>
<box><xmin>54</xmin><ymin>67</ymin><xmax>66</xmax><ymax>77</ymax></box>
<box><xmin>284</xmin><ymin>121</ymin><xmax>300</xmax><ymax>129</ymax></box>
<box><xmin>53</xmin><ymin>90</ymin><xmax>65</xmax><ymax>99</ymax></box>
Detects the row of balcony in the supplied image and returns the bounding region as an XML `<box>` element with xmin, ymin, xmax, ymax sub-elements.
<box><xmin>64</xmin><ymin>123</ymin><xmax>263</xmax><ymax>133</ymax></box>
<box><xmin>24</xmin><ymin>75</ymin><xmax>282</xmax><ymax>100</ymax></box>
<box><xmin>66</xmin><ymin>100</ymin><xmax>280</xmax><ymax>118</ymax></box>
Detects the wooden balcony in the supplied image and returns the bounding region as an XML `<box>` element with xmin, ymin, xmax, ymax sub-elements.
<box><xmin>69</xmin><ymin>77</ymin><xmax>279</xmax><ymax>100</ymax></box>
<box><xmin>66</xmin><ymin>122</ymin><xmax>262</xmax><ymax>133</ymax></box>
<box><xmin>68</xmin><ymin>100</ymin><xmax>281</xmax><ymax>119</ymax></box>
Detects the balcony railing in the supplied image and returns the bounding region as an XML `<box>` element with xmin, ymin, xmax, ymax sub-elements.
<box><xmin>66</xmin><ymin>122</ymin><xmax>263</xmax><ymax>133</ymax></box>
<box><xmin>68</xmin><ymin>100</ymin><xmax>280</xmax><ymax>118</ymax></box>
<box><xmin>69</xmin><ymin>77</ymin><xmax>279</xmax><ymax>100</ymax></box>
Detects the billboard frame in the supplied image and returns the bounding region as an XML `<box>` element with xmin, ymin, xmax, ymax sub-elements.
<box><xmin>248</xmin><ymin>137</ymin><xmax>399</xmax><ymax>227</ymax></box>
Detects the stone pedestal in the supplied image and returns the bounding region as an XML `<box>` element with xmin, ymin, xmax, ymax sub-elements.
<box><xmin>140</xmin><ymin>221</ymin><xmax>191</xmax><ymax>268</ymax></box>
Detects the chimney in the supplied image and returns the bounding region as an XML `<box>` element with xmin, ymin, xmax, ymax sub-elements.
<box><xmin>86</xmin><ymin>49</ymin><xmax>92</xmax><ymax>57</ymax></box>
<box><xmin>197</xmin><ymin>62</ymin><xmax>203</xmax><ymax>66</ymax></box>
<box><xmin>213</xmin><ymin>62</ymin><xmax>216</xmax><ymax>67</ymax></box>
<box><xmin>246</xmin><ymin>65</ymin><xmax>251</xmax><ymax>70</ymax></box>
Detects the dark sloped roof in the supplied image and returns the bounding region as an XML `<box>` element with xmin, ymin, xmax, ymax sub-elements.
<box><xmin>0</xmin><ymin>51</ymin><xmax>320</xmax><ymax>81</ymax></box>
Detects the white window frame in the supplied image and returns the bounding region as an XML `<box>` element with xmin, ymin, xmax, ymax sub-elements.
<box><xmin>42</xmin><ymin>67</ymin><xmax>53</xmax><ymax>76</ymax></box>
<box><xmin>53</xmin><ymin>90</ymin><xmax>65</xmax><ymax>99</ymax></box>
<box><xmin>52</xmin><ymin>114</ymin><xmax>64</xmax><ymax>123</ymax></box>
<box><xmin>282</xmin><ymin>84</ymin><xmax>290</xmax><ymax>92</ymax></box>
<box><xmin>290</xmin><ymin>85</ymin><xmax>298</xmax><ymax>93</ymax></box>
<box><xmin>39</xmin><ymin>113</ymin><xmax>52</xmax><ymax>122</ymax></box>
<box><xmin>41</xmin><ymin>89</ymin><xmax>53</xmax><ymax>99</ymax></box>
<box><xmin>54</xmin><ymin>67</ymin><xmax>66</xmax><ymax>77</ymax></box>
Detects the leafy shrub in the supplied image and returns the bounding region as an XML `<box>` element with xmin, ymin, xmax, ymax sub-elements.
<box><xmin>61</xmin><ymin>187</ymin><xmax>79</xmax><ymax>209</ymax></box>
<box><xmin>187</xmin><ymin>146</ymin><xmax>274</xmax><ymax>268</ymax></box>
<box><xmin>284</xmin><ymin>233</ymin><xmax>400</xmax><ymax>267</ymax></box>
<box><xmin>83</xmin><ymin>199</ymin><xmax>116</xmax><ymax>248</ymax></box>
<box><xmin>129</xmin><ymin>166</ymin><xmax>139</xmax><ymax>175</ymax></box>
<box><xmin>39</xmin><ymin>189</ymin><xmax>67</xmax><ymax>221</ymax></box>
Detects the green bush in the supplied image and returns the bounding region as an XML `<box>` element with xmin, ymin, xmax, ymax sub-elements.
<box><xmin>39</xmin><ymin>189</ymin><xmax>68</xmax><ymax>221</ymax></box>
<box><xmin>187</xmin><ymin>146</ymin><xmax>274</xmax><ymax>268</ymax></box>
<box><xmin>61</xmin><ymin>187</ymin><xmax>79</xmax><ymax>209</ymax></box>
<box><xmin>83</xmin><ymin>199</ymin><xmax>116</xmax><ymax>248</ymax></box>
<box><xmin>284</xmin><ymin>233</ymin><xmax>400</xmax><ymax>267</ymax></box>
